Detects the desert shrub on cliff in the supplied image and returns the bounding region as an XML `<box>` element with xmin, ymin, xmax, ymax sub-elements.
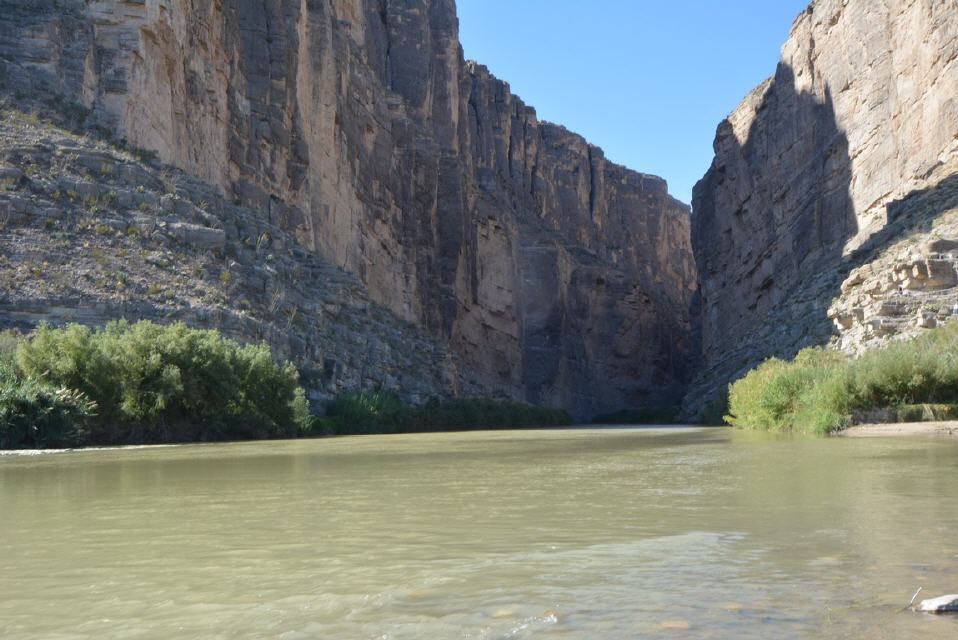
<box><xmin>14</xmin><ymin>320</ymin><xmax>309</xmax><ymax>444</ymax></box>
<box><xmin>314</xmin><ymin>391</ymin><xmax>571</xmax><ymax>435</ymax></box>
<box><xmin>725</xmin><ymin>321</ymin><xmax>958</xmax><ymax>433</ymax></box>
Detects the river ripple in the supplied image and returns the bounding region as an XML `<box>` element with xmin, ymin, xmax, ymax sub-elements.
<box><xmin>1</xmin><ymin>427</ymin><xmax>957</xmax><ymax>639</ymax></box>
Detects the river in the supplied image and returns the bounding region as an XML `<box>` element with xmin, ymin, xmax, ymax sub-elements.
<box><xmin>1</xmin><ymin>427</ymin><xmax>957</xmax><ymax>639</ymax></box>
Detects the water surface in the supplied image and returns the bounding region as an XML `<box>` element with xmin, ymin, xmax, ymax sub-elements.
<box><xmin>2</xmin><ymin>427</ymin><xmax>957</xmax><ymax>639</ymax></box>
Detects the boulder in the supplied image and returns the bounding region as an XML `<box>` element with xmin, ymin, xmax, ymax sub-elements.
<box><xmin>917</xmin><ymin>594</ymin><xmax>958</xmax><ymax>613</ymax></box>
<box><xmin>925</xmin><ymin>260</ymin><xmax>957</xmax><ymax>289</ymax></box>
<box><xmin>167</xmin><ymin>222</ymin><xmax>225</xmax><ymax>250</ymax></box>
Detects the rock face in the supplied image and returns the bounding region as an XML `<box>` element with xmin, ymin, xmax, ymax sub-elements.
<box><xmin>828</xmin><ymin>172</ymin><xmax>958</xmax><ymax>355</ymax></box>
<box><xmin>0</xmin><ymin>106</ymin><xmax>466</xmax><ymax>408</ymax></box>
<box><xmin>0</xmin><ymin>0</ymin><xmax>696</xmax><ymax>419</ymax></box>
<box><xmin>688</xmin><ymin>0</ymin><xmax>958</xmax><ymax>413</ymax></box>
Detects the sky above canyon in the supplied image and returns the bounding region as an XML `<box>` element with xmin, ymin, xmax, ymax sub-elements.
<box><xmin>457</xmin><ymin>0</ymin><xmax>808</xmax><ymax>206</ymax></box>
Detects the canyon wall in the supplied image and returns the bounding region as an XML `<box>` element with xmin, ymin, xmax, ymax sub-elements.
<box><xmin>688</xmin><ymin>0</ymin><xmax>958</xmax><ymax>413</ymax></box>
<box><xmin>0</xmin><ymin>0</ymin><xmax>696</xmax><ymax>419</ymax></box>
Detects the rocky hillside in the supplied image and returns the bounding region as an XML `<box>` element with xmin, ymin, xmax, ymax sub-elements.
<box><xmin>0</xmin><ymin>0</ymin><xmax>696</xmax><ymax>420</ymax></box>
<box><xmin>828</xmin><ymin>165</ymin><xmax>958</xmax><ymax>355</ymax></box>
<box><xmin>0</xmin><ymin>101</ymin><xmax>468</xmax><ymax>407</ymax></box>
<box><xmin>687</xmin><ymin>0</ymin><xmax>958</xmax><ymax>415</ymax></box>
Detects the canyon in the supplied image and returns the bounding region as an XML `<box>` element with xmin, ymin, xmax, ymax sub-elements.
<box><xmin>3</xmin><ymin>0</ymin><xmax>958</xmax><ymax>420</ymax></box>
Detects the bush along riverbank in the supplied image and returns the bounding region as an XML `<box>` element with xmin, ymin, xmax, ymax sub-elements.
<box><xmin>724</xmin><ymin>320</ymin><xmax>958</xmax><ymax>434</ymax></box>
<box><xmin>590</xmin><ymin>406</ymin><xmax>680</xmax><ymax>425</ymax></box>
<box><xmin>0</xmin><ymin>321</ymin><xmax>571</xmax><ymax>449</ymax></box>
<box><xmin>1</xmin><ymin>321</ymin><xmax>309</xmax><ymax>448</ymax></box>
<box><xmin>315</xmin><ymin>390</ymin><xmax>571</xmax><ymax>435</ymax></box>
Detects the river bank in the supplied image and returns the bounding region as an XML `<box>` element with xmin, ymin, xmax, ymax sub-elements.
<box><xmin>836</xmin><ymin>421</ymin><xmax>958</xmax><ymax>437</ymax></box>
<box><xmin>723</xmin><ymin>321</ymin><xmax>958</xmax><ymax>435</ymax></box>
<box><xmin>1</xmin><ymin>321</ymin><xmax>572</xmax><ymax>449</ymax></box>
<box><xmin>0</xmin><ymin>425</ymin><xmax>707</xmax><ymax>456</ymax></box>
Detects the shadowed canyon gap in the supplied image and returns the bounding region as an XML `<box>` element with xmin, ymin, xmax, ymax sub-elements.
<box><xmin>3</xmin><ymin>0</ymin><xmax>958</xmax><ymax>419</ymax></box>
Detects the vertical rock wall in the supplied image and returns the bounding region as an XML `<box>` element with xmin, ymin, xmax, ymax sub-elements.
<box><xmin>689</xmin><ymin>0</ymin><xmax>958</xmax><ymax>412</ymax></box>
<box><xmin>0</xmin><ymin>0</ymin><xmax>697</xmax><ymax>419</ymax></box>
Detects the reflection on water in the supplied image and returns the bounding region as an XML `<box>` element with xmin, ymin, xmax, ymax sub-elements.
<box><xmin>1</xmin><ymin>427</ymin><xmax>957</xmax><ymax>639</ymax></box>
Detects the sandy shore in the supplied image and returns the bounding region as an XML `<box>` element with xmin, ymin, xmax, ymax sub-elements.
<box><xmin>0</xmin><ymin>443</ymin><xmax>195</xmax><ymax>457</ymax></box>
<box><xmin>837</xmin><ymin>422</ymin><xmax>958</xmax><ymax>437</ymax></box>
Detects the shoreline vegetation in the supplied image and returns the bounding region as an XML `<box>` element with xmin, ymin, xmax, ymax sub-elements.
<box><xmin>9</xmin><ymin>315</ymin><xmax>958</xmax><ymax>449</ymax></box>
<box><xmin>0</xmin><ymin>321</ymin><xmax>570</xmax><ymax>450</ymax></box>
<box><xmin>723</xmin><ymin>320</ymin><xmax>958</xmax><ymax>434</ymax></box>
<box><xmin>591</xmin><ymin>406</ymin><xmax>679</xmax><ymax>425</ymax></box>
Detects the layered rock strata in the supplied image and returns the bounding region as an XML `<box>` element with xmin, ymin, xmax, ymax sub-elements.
<box><xmin>0</xmin><ymin>105</ymin><xmax>465</xmax><ymax>406</ymax></box>
<box><xmin>828</xmin><ymin>168</ymin><xmax>958</xmax><ymax>354</ymax></box>
<box><xmin>688</xmin><ymin>0</ymin><xmax>958</xmax><ymax>414</ymax></box>
<box><xmin>0</xmin><ymin>0</ymin><xmax>696</xmax><ymax>418</ymax></box>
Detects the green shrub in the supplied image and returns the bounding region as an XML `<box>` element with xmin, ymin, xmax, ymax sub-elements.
<box><xmin>312</xmin><ymin>391</ymin><xmax>571</xmax><ymax>436</ymax></box>
<box><xmin>0</xmin><ymin>362</ymin><xmax>93</xmax><ymax>449</ymax></box>
<box><xmin>3</xmin><ymin>321</ymin><xmax>575</xmax><ymax>448</ymax></box>
<box><xmin>725</xmin><ymin>321</ymin><xmax>958</xmax><ymax>433</ymax></box>
<box><xmin>321</xmin><ymin>390</ymin><xmax>406</xmax><ymax>434</ymax></box>
<box><xmin>726</xmin><ymin>348</ymin><xmax>855</xmax><ymax>433</ymax></box>
<box><xmin>15</xmin><ymin>320</ymin><xmax>308</xmax><ymax>444</ymax></box>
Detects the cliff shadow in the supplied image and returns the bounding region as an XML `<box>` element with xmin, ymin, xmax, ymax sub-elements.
<box><xmin>843</xmin><ymin>172</ymin><xmax>958</xmax><ymax>267</ymax></box>
<box><xmin>691</xmin><ymin>57</ymin><xmax>958</xmax><ymax>418</ymax></box>
<box><xmin>688</xmin><ymin>62</ymin><xmax>858</xmax><ymax>412</ymax></box>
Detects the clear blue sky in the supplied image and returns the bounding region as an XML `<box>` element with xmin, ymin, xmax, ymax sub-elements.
<box><xmin>457</xmin><ymin>1</ymin><xmax>808</xmax><ymax>205</ymax></box>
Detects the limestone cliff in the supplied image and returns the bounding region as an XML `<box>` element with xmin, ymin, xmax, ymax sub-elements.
<box><xmin>0</xmin><ymin>0</ymin><xmax>696</xmax><ymax>419</ymax></box>
<box><xmin>688</xmin><ymin>0</ymin><xmax>958</xmax><ymax>414</ymax></box>
<box><xmin>0</xmin><ymin>103</ymin><xmax>465</xmax><ymax>408</ymax></box>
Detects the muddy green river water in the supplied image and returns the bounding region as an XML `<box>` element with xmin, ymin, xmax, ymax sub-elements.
<box><xmin>1</xmin><ymin>426</ymin><xmax>957</xmax><ymax>639</ymax></box>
